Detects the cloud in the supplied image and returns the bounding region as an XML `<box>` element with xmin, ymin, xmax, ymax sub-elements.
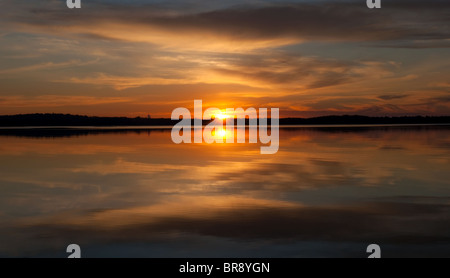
<box><xmin>429</xmin><ymin>82</ymin><xmax>450</xmax><ymax>89</ymax></box>
<box><xmin>0</xmin><ymin>95</ymin><xmax>130</xmax><ymax>107</ymax></box>
<box><xmin>0</xmin><ymin>59</ymin><xmax>98</xmax><ymax>75</ymax></box>
<box><xmin>422</xmin><ymin>95</ymin><xmax>450</xmax><ymax>105</ymax></box>
<box><xmin>378</xmin><ymin>94</ymin><xmax>409</xmax><ymax>100</ymax></box>
<box><xmin>369</xmin><ymin>39</ymin><xmax>450</xmax><ymax>49</ymax></box>
<box><xmin>38</xmin><ymin>51</ymin><xmax>397</xmax><ymax>91</ymax></box>
<box><xmin>59</xmin><ymin>73</ymin><xmax>201</xmax><ymax>90</ymax></box>
<box><xmin>2</xmin><ymin>1</ymin><xmax>449</xmax><ymax>50</ymax></box>
<box><xmin>0</xmin><ymin>0</ymin><xmax>449</xmax><ymax>117</ymax></box>
<box><xmin>210</xmin><ymin>53</ymin><xmax>395</xmax><ymax>89</ymax></box>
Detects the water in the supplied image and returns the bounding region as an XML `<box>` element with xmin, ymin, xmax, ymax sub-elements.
<box><xmin>0</xmin><ymin>125</ymin><xmax>449</xmax><ymax>257</ymax></box>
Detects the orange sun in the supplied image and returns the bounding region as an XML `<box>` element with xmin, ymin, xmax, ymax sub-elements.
<box><xmin>214</xmin><ymin>111</ymin><xmax>231</xmax><ymax>120</ymax></box>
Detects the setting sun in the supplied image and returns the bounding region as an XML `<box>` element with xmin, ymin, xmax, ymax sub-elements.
<box><xmin>214</xmin><ymin>111</ymin><xmax>231</xmax><ymax>120</ymax></box>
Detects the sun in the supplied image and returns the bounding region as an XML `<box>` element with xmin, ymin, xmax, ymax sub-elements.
<box><xmin>214</xmin><ymin>111</ymin><xmax>231</xmax><ymax>120</ymax></box>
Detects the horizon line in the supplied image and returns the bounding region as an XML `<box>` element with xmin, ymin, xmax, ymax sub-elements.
<box><xmin>1</xmin><ymin>113</ymin><xmax>450</xmax><ymax>119</ymax></box>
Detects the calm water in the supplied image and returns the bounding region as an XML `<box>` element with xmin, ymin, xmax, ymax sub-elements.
<box><xmin>0</xmin><ymin>125</ymin><xmax>449</xmax><ymax>257</ymax></box>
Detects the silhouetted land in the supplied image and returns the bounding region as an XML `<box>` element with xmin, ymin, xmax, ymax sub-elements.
<box><xmin>0</xmin><ymin>114</ymin><xmax>448</xmax><ymax>138</ymax></box>
<box><xmin>0</xmin><ymin>113</ymin><xmax>449</xmax><ymax>127</ymax></box>
<box><xmin>0</xmin><ymin>114</ymin><xmax>174</xmax><ymax>126</ymax></box>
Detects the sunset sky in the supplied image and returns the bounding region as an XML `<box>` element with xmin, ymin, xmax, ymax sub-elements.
<box><xmin>0</xmin><ymin>0</ymin><xmax>449</xmax><ymax>117</ymax></box>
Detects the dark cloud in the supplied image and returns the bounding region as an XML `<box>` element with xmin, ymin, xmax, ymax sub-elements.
<box><xmin>369</xmin><ymin>40</ymin><xmax>450</xmax><ymax>49</ymax></box>
<box><xmin>428</xmin><ymin>96</ymin><xmax>450</xmax><ymax>103</ymax></box>
<box><xmin>378</xmin><ymin>94</ymin><xmax>409</xmax><ymax>100</ymax></box>
<box><xmin>355</xmin><ymin>103</ymin><xmax>408</xmax><ymax>115</ymax></box>
<box><xmin>4</xmin><ymin>1</ymin><xmax>450</xmax><ymax>47</ymax></box>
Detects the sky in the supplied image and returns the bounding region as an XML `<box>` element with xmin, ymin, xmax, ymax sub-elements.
<box><xmin>0</xmin><ymin>0</ymin><xmax>449</xmax><ymax>117</ymax></box>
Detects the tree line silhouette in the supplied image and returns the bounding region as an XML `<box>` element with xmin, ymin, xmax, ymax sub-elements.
<box><xmin>0</xmin><ymin>113</ymin><xmax>449</xmax><ymax>127</ymax></box>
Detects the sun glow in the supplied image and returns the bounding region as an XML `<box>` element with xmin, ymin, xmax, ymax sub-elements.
<box><xmin>211</xmin><ymin>127</ymin><xmax>231</xmax><ymax>140</ymax></box>
<box><xmin>214</xmin><ymin>111</ymin><xmax>231</xmax><ymax>120</ymax></box>
<box><xmin>217</xmin><ymin>128</ymin><xmax>227</xmax><ymax>137</ymax></box>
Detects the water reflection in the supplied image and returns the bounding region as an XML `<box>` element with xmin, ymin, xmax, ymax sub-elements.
<box><xmin>0</xmin><ymin>125</ymin><xmax>449</xmax><ymax>257</ymax></box>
